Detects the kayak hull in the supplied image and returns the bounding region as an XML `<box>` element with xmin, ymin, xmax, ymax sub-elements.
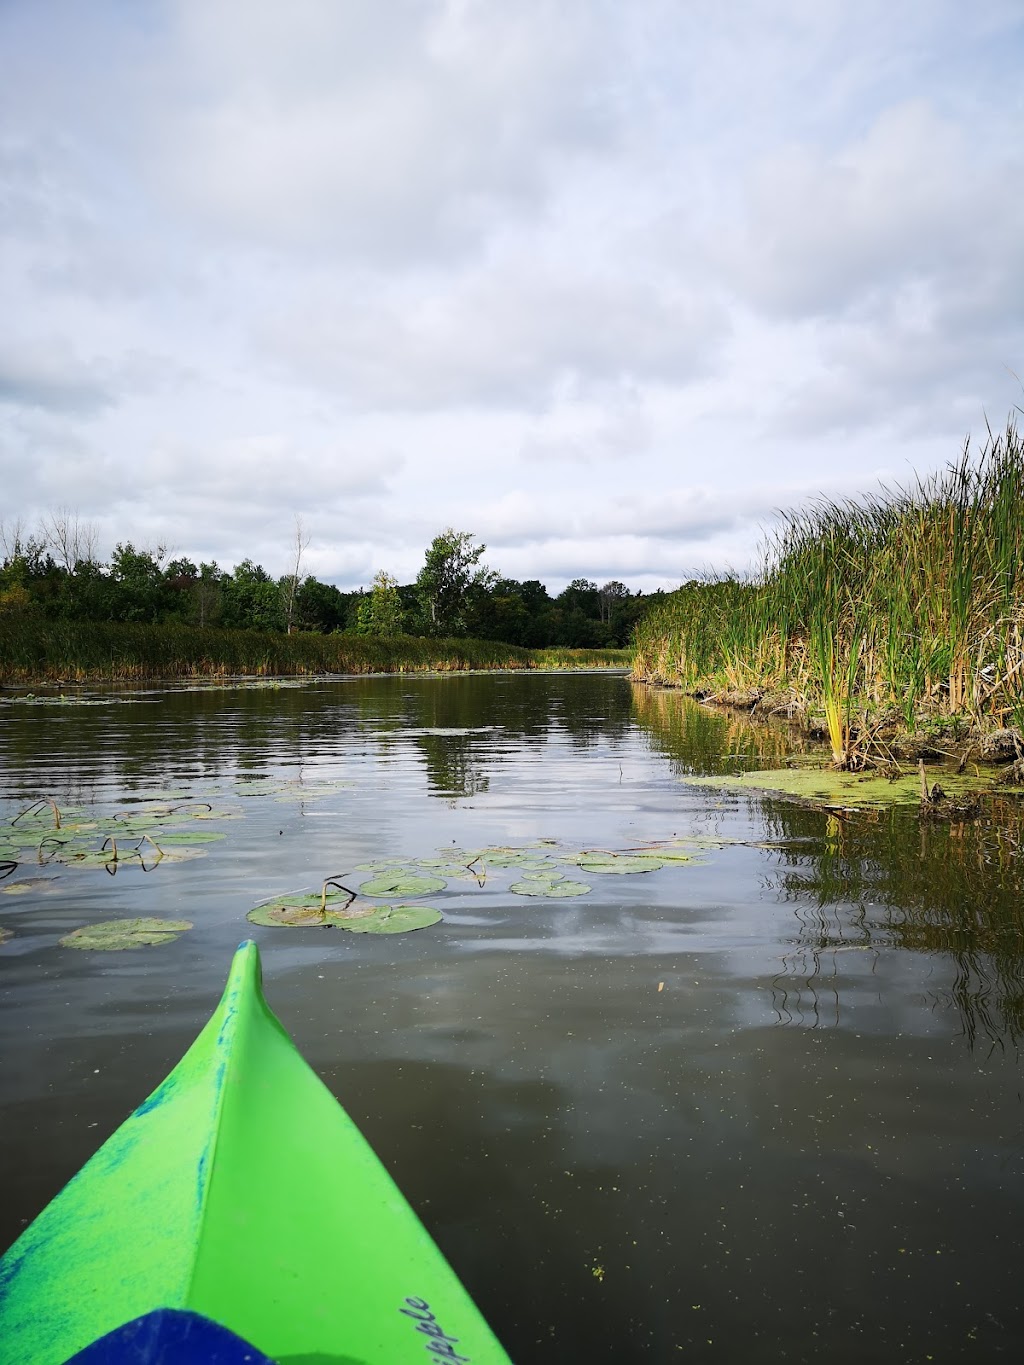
<box><xmin>0</xmin><ymin>941</ymin><xmax>512</xmax><ymax>1365</ymax></box>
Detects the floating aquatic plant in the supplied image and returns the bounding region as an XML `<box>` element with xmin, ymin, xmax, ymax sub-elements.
<box><xmin>2</xmin><ymin>694</ymin><xmax>118</xmax><ymax>707</ymax></box>
<box><xmin>60</xmin><ymin>918</ymin><xmax>193</xmax><ymax>950</ymax></box>
<box><xmin>228</xmin><ymin>777</ymin><xmax>350</xmax><ymax>801</ymax></box>
<box><xmin>685</xmin><ymin>763</ymin><xmax>1005</xmax><ymax>810</ymax></box>
<box><xmin>510</xmin><ymin>876</ymin><xmax>590</xmax><ymax>897</ymax></box>
<box><xmin>570</xmin><ymin>852</ymin><xmax>666</xmax><ymax>874</ymax></box>
<box><xmin>139</xmin><ymin>831</ymin><xmax>226</xmax><ymax>846</ymax></box>
<box><xmin>247</xmin><ymin>893</ymin><xmax>373</xmax><ymax>929</ymax></box>
<box><xmin>244</xmin><ymin>831</ymin><xmax>711</xmax><ymax>932</ymax></box>
<box><xmin>0</xmin><ymin>876</ymin><xmax>61</xmax><ymax>895</ymax></box>
<box><xmin>359</xmin><ymin>871</ymin><xmax>447</xmax><ymax>897</ymax></box>
<box><xmin>0</xmin><ymin>791</ymin><xmax>240</xmax><ymax>879</ymax></box>
<box><xmin>247</xmin><ymin>876</ymin><xmax>441</xmax><ymax>934</ymax></box>
<box><xmin>341</xmin><ymin>905</ymin><xmax>442</xmax><ymax>933</ymax></box>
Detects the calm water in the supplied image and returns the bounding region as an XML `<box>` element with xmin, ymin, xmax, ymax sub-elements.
<box><xmin>2</xmin><ymin>672</ymin><xmax>1023</xmax><ymax>1363</ymax></box>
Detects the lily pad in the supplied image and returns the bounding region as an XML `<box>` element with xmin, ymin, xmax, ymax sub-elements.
<box><xmin>143</xmin><ymin>831</ymin><xmax>226</xmax><ymax>846</ymax></box>
<box><xmin>247</xmin><ymin>893</ymin><xmax>375</xmax><ymax>928</ymax></box>
<box><xmin>60</xmin><ymin>918</ymin><xmax>193</xmax><ymax>950</ymax></box>
<box><xmin>342</xmin><ymin>905</ymin><xmax>442</xmax><ymax>934</ymax></box>
<box><xmin>359</xmin><ymin>872</ymin><xmax>446</xmax><ymax>897</ymax></box>
<box><xmin>510</xmin><ymin>878</ymin><xmax>590</xmax><ymax>897</ymax></box>
<box><xmin>571</xmin><ymin>853</ymin><xmax>665</xmax><ymax>874</ymax></box>
<box><xmin>414</xmin><ymin>860</ymin><xmax>484</xmax><ymax>880</ymax></box>
<box><xmin>478</xmin><ymin>851</ymin><xmax>546</xmax><ymax>869</ymax></box>
<box><xmin>447</xmin><ymin>848</ymin><xmax>488</xmax><ymax>863</ymax></box>
<box><xmin>39</xmin><ymin>841</ymin><xmax>139</xmax><ymax>868</ymax></box>
<box><xmin>353</xmin><ymin>859</ymin><xmax>412</xmax><ymax>872</ymax></box>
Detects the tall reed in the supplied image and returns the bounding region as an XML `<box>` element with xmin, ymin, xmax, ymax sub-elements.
<box><xmin>633</xmin><ymin>417</ymin><xmax>1024</xmax><ymax>752</ymax></box>
<box><xmin>0</xmin><ymin>622</ymin><xmax>629</xmax><ymax>684</ymax></box>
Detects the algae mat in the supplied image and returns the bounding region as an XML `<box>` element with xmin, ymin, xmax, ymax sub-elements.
<box><xmin>687</xmin><ymin>760</ymin><xmax>1021</xmax><ymax>809</ymax></box>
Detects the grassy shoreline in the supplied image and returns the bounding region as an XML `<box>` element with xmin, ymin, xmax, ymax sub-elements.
<box><xmin>633</xmin><ymin>417</ymin><xmax>1024</xmax><ymax>771</ymax></box>
<box><xmin>0</xmin><ymin>620</ymin><xmax>630</xmax><ymax>685</ymax></box>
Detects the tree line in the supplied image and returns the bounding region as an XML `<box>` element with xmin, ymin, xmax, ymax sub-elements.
<box><xmin>0</xmin><ymin>519</ymin><xmax>659</xmax><ymax>648</ymax></box>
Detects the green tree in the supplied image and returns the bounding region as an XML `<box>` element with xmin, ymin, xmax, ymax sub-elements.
<box><xmin>192</xmin><ymin>562</ymin><xmax>225</xmax><ymax>628</ymax></box>
<box><xmin>295</xmin><ymin>577</ymin><xmax>351</xmax><ymax>633</ymax></box>
<box><xmin>222</xmin><ymin>561</ymin><xmax>285</xmax><ymax>632</ymax></box>
<box><xmin>598</xmin><ymin>580</ymin><xmax>630</xmax><ymax>624</ymax></box>
<box><xmin>108</xmin><ymin>543</ymin><xmax>167</xmax><ymax>622</ymax></box>
<box><xmin>356</xmin><ymin>571</ymin><xmax>404</xmax><ymax>636</ymax></box>
<box><xmin>415</xmin><ymin>529</ymin><xmax>495</xmax><ymax>636</ymax></box>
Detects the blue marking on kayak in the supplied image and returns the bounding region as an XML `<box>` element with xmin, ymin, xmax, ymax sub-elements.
<box><xmin>135</xmin><ymin>1075</ymin><xmax>176</xmax><ymax>1117</ymax></box>
<box><xmin>62</xmin><ymin>1307</ymin><xmax>278</xmax><ymax>1364</ymax></box>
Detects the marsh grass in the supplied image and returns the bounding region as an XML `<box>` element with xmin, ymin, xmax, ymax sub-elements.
<box><xmin>0</xmin><ymin>622</ymin><xmax>629</xmax><ymax>684</ymax></box>
<box><xmin>633</xmin><ymin>417</ymin><xmax>1024</xmax><ymax>757</ymax></box>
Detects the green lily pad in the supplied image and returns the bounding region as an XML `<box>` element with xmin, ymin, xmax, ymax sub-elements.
<box><xmin>342</xmin><ymin>905</ymin><xmax>442</xmax><ymax>934</ymax></box>
<box><xmin>247</xmin><ymin>893</ymin><xmax>375</xmax><ymax>928</ymax></box>
<box><xmin>571</xmin><ymin>853</ymin><xmax>665</xmax><ymax>874</ymax></box>
<box><xmin>39</xmin><ymin>841</ymin><xmax>139</xmax><ymax>868</ymax></box>
<box><xmin>510</xmin><ymin>878</ymin><xmax>590</xmax><ymax>897</ymax></box>
<box><xmin>478</xmin><ymin>852</ymin><xmax>546</xmax><ymax>869</ymax></box>
<box><xmin>139</xmin><ymin>846</ymin><xmax>208</xmax><ymax>864</ymax></box>
<box><xmin>359</xmin><ymin>873</ymin><xmax>446</xmax><ymax>897</ymax></box>
<box><xmin>143</xmin><ymin>831</ymin><xmax>226</xmax><ymax>845</ymax></box>
<box><xmin>60</xmin><ymin>918</ymin><xmax>193</xmax><ymax>950</ymax></box>
<box><xmin>414</xmin><ymin>860</ymin><xmax>484</xmax><ymax>880</ymax></box>
<box><xmin>353</xmin><ymin>859</ymin><xmax>411</xmax><ymax>872</ymax></box>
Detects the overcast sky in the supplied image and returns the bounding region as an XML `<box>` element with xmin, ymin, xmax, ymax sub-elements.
<box><xmin>2</xmin><ymin>1</ymin><xmax>1023</xmax><ymax>593</ymax></box>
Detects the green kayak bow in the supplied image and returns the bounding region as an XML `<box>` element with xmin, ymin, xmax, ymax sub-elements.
<box><xmin>0</xmin><ymin>940</ymin><xmax>513</xmax><ymax>1365</ymax></box>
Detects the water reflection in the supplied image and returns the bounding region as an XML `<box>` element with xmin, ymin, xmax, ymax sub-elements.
<box><xmin>631</xmin><ymin>682</ymin><xmax>810</xmax><ymax>774</ymax></box>
<box><xmin>762</xmin><ymin>799</ymin><xmax>1024</xmax><ymax>1049</ymax></box>
<box><xmin>0</xmin><ymin>672</ymin><xmax>634</xmax><ymax>804</ymax></box>
<box><xmin>4</xmin><ymin>675</ymin><xmax>1024</xmax><ymax>1361</ymax></box>
<box><xmin>636</xmin><ymin>686</ymin><xmax>1024</xmax><ymax>1050</ymax></box>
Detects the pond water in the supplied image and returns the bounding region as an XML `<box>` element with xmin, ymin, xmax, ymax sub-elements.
<box><xmin>1</xmin><ymin>672</ymin><xmax>1023</xmax><ymax>1363</ymax></box>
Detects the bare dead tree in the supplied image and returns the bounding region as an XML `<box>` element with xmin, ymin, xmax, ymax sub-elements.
<box><xmin>42</xmin><ymin>507</ymin><xmax>99</xmax><ymax>571</ymax></box>
<box><xmin>0</xmin><ymin>516</ymin><xmax>31</xmax><ymax>562</ymax></box>
<box><xmin>283</xmin><ymin>516</ymin><xmax>311</xmax><ymax>634</ymax></box>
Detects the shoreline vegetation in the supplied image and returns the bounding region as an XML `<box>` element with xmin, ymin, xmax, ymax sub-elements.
<box><xmin>0</xmin><ymin>619</ymin><xmax>629</xmax><ymax>685</ymax></box>
<box><xmin>633</xmin><ymin>415</ymin><xmax>1024</xmax><ymax>785</ymax></box>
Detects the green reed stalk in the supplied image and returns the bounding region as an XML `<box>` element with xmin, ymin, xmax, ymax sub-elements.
<box><xmin>632</xmin><ymin>415</ymin><xmax>1024</xmax><ymax>739</ymax></box>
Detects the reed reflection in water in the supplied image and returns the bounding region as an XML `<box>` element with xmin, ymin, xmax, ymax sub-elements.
<box><xmin>633</xmin><ymin>684</ymin><xmax>1024</xmax><ymax>1051</ymax></box>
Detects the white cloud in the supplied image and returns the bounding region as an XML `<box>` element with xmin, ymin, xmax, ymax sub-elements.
<box><xmin>0</xmin><ymin>336</ymin><xmax>113</xmax><ymax>413</ymax></box>
<box><xmin>156</xmin><ymin>0</ymin><xmax>616</xmax><ymax>263</ymax></box>
<box><xmin>1</xmin><ymin>0</ymin><xmax>1023</xmax><ymax>591</ymax></box>
<box><xmin>720</xmin><ymin>100</ymin><xmax>1023</xmax><ymax>321</ymax></box>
